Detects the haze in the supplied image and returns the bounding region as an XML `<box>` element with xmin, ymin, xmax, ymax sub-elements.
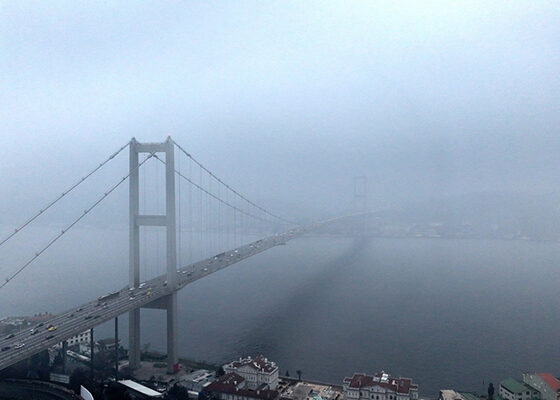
<box><xmin>1</xmin><ymin>0</ymin><xmax>559</xmax><ymax>223</ymax></box>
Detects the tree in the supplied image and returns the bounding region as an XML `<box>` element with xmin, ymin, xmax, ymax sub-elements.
<box><xmin>296</xmin><ymin>370</ymin><xmax>302</xmax><ymax>381</ymax></box>
<box><xmin>69</xmin><ymin>367</ymin><xmax>90</xmax><ymax>392</ymax></box>
<box><xmin>285</xmin><ymin>370</ymin><xmax>290</xmax><ymax>377</ymax></box>
<box><xmin>488</xmin><ymin>383</ymin><xmax>495</xmax><ymax>400</ymax></box>
<box><xmin>167</xmin><ymin>384</ymin><xmax>190</xmax><ymax>400</ymax></box>
<box><xmin>217</xmin><ymin>366</ymin><xmax>225</xmax><ymax>377</ymax></box>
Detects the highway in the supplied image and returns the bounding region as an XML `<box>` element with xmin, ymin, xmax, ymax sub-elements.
<box><xmin>0</xmin><ymin>227</ymin><xmax>310</xmax><ymax>371</ymax></box>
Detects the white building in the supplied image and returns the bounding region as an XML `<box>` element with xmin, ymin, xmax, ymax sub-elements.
<box><xmin>55</xmin><ymin>330</ymin><xmax>91</xmax><ymax>349</ymax></box>
<box><xmin>499</xmin><ymin>378</ymin><xmax>540</xmax><ymax>400</ymax></box>
<box><xmin>223</xmin><ymin>356</ymin><xmax>279</xmax><ymax>390</ymax></box>
<box><xmin>343</xmin><ymin>372</ymin><xmax>418</xmax><ymax>400</ymax></box>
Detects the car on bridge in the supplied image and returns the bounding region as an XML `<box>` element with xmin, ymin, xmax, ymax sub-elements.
<box><xmin>98</xmin><ymin>291</ymin><xmax>119</xmax><ymax>301</ymax></box>
<box><xmin>13</xmin><ymin>343</ymin><xmax>24</xmax><ymax>349</ymax></box>
<box><xmin>3</xmin><ymin>334</ymin><xmax>14</xmax><ymax>340</ymax></box>
<box><xmin>47</xmin><ymin>325</ymin><xmax>56</xmax><ymax>332</ymax></box>
<box><xmin>1</xmin><ymin>346</ymin><xmax>10</xmax><ymax>352</ymax></box>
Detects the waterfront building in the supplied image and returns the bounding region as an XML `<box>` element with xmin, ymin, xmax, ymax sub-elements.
<box><xmin>223</xmin><ymin>356</ymin><xmax>279</xmax><ymax>390</ymax></box>
<box><xmin>499</xmin><ymin>378</ymin><xmax>540</xmax><ymax>400</ymax></box>
<box><xmin>522</xmin><ymin>374</ymin><xmax>560</xmax><ymax>400</ymax></box>
<box><xmin>283</xmin><ymin>381</ymin><xmax>340</xmax><ymax>400</ymax></box>
<box><xmin>343</xmin><ymin>372</ymin><xmax>418</xmax><ymax>400</ymax></box>
<box><xmin>182</xmin><ymin>369</ymin><xmax>216</xmax><ymax>392</ymax></box>
<box><xmin>203</xmin><ymin>372</ymin><xmax>279</xmax><ymax>400</ymax></box>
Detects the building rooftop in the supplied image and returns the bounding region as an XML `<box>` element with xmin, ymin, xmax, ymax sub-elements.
<box><xmin>227</xmin><ymin>355</ymin><xmax>278</xmax><ymax>373</ymax></box>
<box><xmin>343</xmin><ymin>372</ymin><xmax>417</xmax><ymax>394</ymax></box>
<box><xmin>440</xmin><ymin>390</ymin><xmax>463</xmax><ymax>400</ymax></box>
<box><xmin>537</xmin><ymin>374</ymin><xmax>560</xmax><ymax>393</ymax></box>
<box><xmin>118</xmin><ymin>379</ymin><xmax>163</xmax><ymax>397</ymax></box>
<box><xmin>205</xmin><ymin>372</ymin><xmax>278</xmax><ymax>400</ymax></box>
<box><xmin>458</xmin><ymin>392</ymin><xmax>481</xmax><ymax>400</ymax></box>
<box><xmin>501</xmin><ymin>378</ymin><xmax>530</xmax><ymax>394</ymax></box>
<box><xmin>183</xmin><ymin>369</ymin><xmax>215</xmax><ymax>382</ymax></box>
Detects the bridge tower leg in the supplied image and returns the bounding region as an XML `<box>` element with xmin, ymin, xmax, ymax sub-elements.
<box><xmin>164</xmin><ymin>138</ymin><xmax>178</xmax><ymax>373</ymax></box>
<box><xmin>129</xmin><ymin>138</ymin><xmax>141</xmax><ymax>370</ymax></box>
<box><xmin>129</xmin><ymin>137</ymin><xmax>178</xmax><ymax>373</ymax></box>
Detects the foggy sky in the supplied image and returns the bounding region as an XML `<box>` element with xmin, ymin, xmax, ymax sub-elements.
<box><xmin>1</xmin><ymin>1</ymin><xmax>560</xmax><ymax>221</ymax></box>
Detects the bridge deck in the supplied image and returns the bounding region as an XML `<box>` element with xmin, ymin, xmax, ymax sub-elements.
<box><xmin>0</xmin><ymin>227</ymin><xmax>309</xmax><ymax>371</ymax></box>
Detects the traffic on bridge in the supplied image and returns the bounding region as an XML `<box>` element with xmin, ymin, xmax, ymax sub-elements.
<box><xmin>0</xmin><ymin>227</ymin><xmax>307</xmax><ymax>371</ymax></box>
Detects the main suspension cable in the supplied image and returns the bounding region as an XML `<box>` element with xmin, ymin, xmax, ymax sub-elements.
<box><xmin>172</xmin><ymin>139</ymin><xmax>298</xmax><ymax>226</ymax></box>
<box><xmin>152</xmin><ymin>154</ymin><xmax>284</xmax><ymax>226</ymax></box>
<box><xmin>0</xmin><ymin>141</ymin><xmax>130</xmax><ymax>249</ymax></box>
<box><xmin>0</xmin><ymin>152</ymin><xmax>154</xmax><ymax>290</ymax></box>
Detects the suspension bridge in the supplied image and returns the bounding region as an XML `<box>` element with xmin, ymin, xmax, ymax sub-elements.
<box><xmin>0</xmin><ymin>137</ymin><xmax>341</xmax><ymax>374</ymax></box>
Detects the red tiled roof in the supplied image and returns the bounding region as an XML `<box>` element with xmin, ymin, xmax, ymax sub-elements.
<box><xmin>212</xmin><ymin>372</ymin><xmax>245</xmax><ymax>388</ymax></box>
<box><xmin>537</xmin><ymin>374</ymin><xmax>560</xmax><ymax>392</ymax></box>
<box><xmin>205</xmin><ymin>372</ymin><xmax>278</xmax><ymax>400</ymax></box>
<box><xmin>228</xmin><ymin>356</ymin><xmax>277</xmax><ymax>373</ymax></box>
<box><xmin>343</xmin><ymin>373</ymin><xmax>417</xmax><ymax>394</ymax></box>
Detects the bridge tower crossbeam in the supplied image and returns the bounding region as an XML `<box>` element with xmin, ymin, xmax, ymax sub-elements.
<box><xmin>129</xmin><ymin>137</ymin><xmax>178</xmax><ymax>373</ymax></box>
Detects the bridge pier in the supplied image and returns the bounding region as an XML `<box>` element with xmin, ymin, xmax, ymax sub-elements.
<box><xmin>166</xmin><ymin>292</ymin><xmax>178</xmax><ymax>373</ymax></box>
<box><xmin>128</xmin><ymin>308</ymin><xmax>141</xmax><ymax>369</ymax></box>
<box><xmin>61</xmin><ymin>340</ymin><xmax>67</xmax><ymax>374</ymax></box>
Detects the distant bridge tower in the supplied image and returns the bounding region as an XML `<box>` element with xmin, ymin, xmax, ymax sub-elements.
<box><xmin>129</xmin><ymin>137</ymin><xmax>178</xmax><ymax>373</ymax></box>
<box><xmin>353</xmin><ymin>176</ymin><xmax>368</xmax><ymax>236</ymax></box>
<box><xmin>353</xmin><ymin>176</ymin><xmax>368</xmax><ymax>213</ymax></box>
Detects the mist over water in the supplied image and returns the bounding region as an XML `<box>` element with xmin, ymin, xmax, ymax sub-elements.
<box><xmin>3</xmin><ymin>225</ymin><xmax>560</xmax><ymax>396</ymax></box>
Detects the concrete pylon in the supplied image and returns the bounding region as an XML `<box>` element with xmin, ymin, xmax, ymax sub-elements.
<box><xmin>128</xmin><ymin>137</ymin><xmax>178</xmax><ymax>373</ymax></box>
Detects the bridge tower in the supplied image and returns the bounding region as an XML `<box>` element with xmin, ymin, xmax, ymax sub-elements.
<box><xmin>129</xmin><ymin>137</ymin><xmax>178</xmax><ymax>373</ymax></box>
<box><xmin>354</xmin><ymin>176</ymin><xmax>368</xmax><ymax>236</ymax></box>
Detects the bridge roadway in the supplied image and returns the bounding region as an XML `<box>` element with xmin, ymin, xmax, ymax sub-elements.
<box><xmin>0</xmin><ymin>225</ymin><xmax>315</xmax><ymax>371</ymax></box>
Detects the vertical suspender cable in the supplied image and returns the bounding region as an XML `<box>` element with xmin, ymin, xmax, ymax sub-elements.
<box><xmin>142</xmin><ymin>160</ymin><xmax>146</xmax><ymax>282</ymax></box>
<box><xmin>177</xmin><ymin>148</ymin><xmax>182</xmax><ymax>269</ymax></box>
<box><xmin>188</xmin><ymin>158</ymin><xmax>192</xmax><ymax>264</ymax></box>
<box><xmin>155</xmin><ymin>158</ymin><xmax>160</xmax><ymax>278</ymax></box>
<box><xmin>199</xmin><ymin>167</ymin><xmax>203</xmax><ymax>260</ymax></box>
